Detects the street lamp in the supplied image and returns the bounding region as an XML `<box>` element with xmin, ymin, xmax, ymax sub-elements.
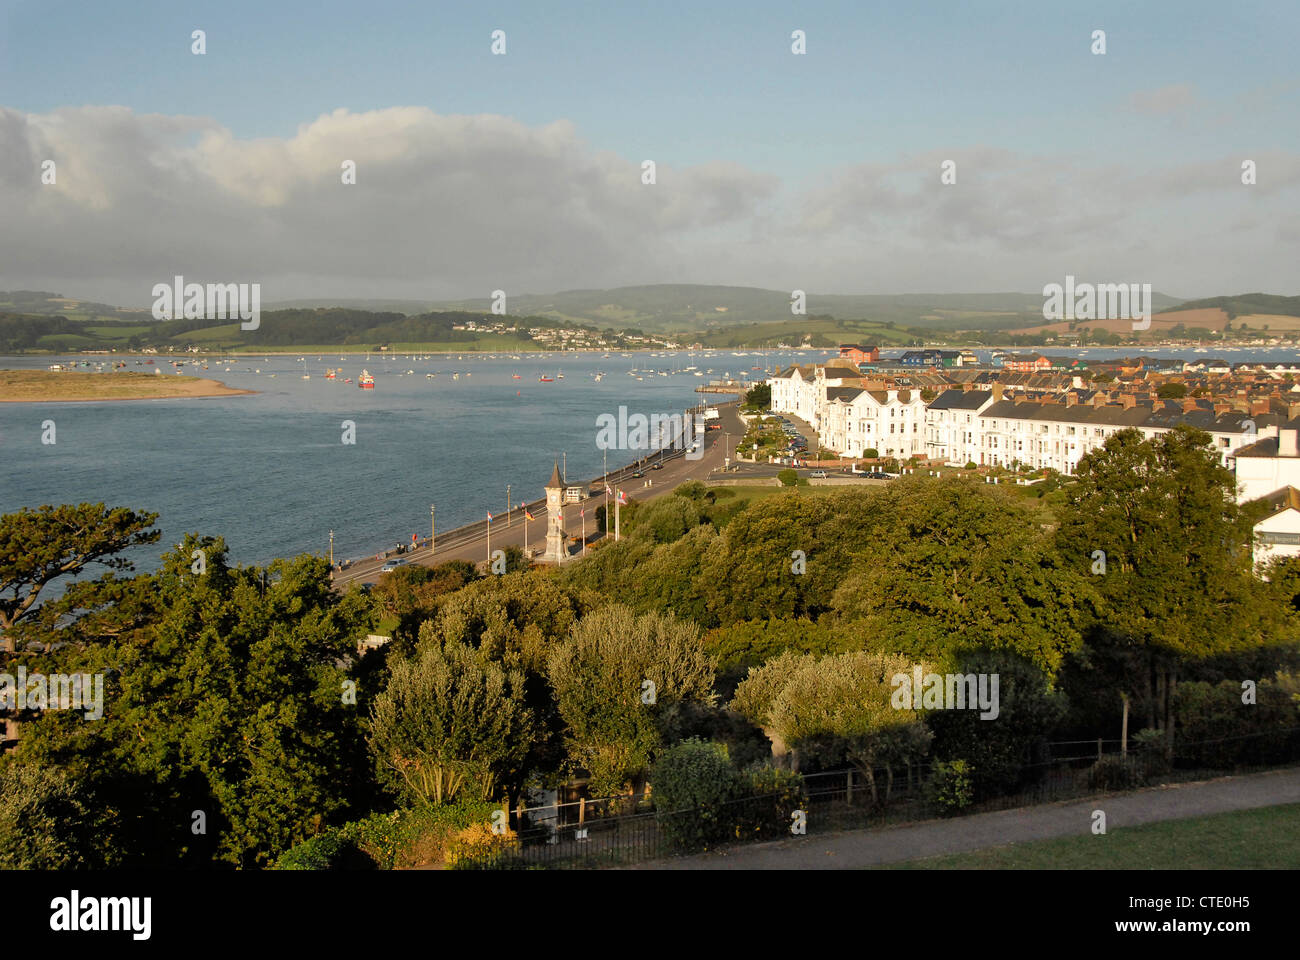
<box><xmin>430</xmin><ymin>504</ymin><xmax>435</xmax><ymax>555</ymax></box>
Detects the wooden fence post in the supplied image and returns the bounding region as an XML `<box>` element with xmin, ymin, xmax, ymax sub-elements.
<box><xmin>846</xmin><ymin>769</ymin><xmax>853</xmax><ymax>803</ymax></box>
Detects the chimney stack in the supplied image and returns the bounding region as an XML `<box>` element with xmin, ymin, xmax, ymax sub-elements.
<box><xmin>1281</xmin><ymin>428</ymin><xmax>1299</xmax><ymax>458</ymax></box>
<box><xmin>992</xmin><ymin>383</ymin><xmax>1004</xmax><ymax>402</ymax></box>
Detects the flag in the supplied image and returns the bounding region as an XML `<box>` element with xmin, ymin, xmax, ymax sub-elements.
<box><xmin>618</xmin><ymin>490</ymin><xmax>627</xmax><ymax>505</ymax></box>
<box><xmin>580</xmin><ymin>506</ymin><xmax>585</xmax><ymax>517</ymax></box>
<box><xmin>525</xmin><ymin>508</ymin><xmax>534</xmax><ymax>520</ymax></box>
<box><xmin>487</xmin><ymin>511</ymin><xmax>493</xmax><ymax>521</ymax></box>
<box><xmin>605</xmin><ymin>484</ymin><xmax>613</xmax><ymax>496</ymax></box>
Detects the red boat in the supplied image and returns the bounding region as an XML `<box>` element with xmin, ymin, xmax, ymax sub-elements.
<box><xmin>539</xmin><ymin>376</ymin><xmax>554</xmax><ymax>382</ymax></box>
<box><xmin>359</xmin><ymin>370</ymin><xmax>375</xmax><ymax>389</ymax></box>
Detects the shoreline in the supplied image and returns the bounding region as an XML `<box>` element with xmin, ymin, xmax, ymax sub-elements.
<box><xmin>0</xmin><ymin>370</ymin><xmax>256</xmax><ymax>403</ymax></box>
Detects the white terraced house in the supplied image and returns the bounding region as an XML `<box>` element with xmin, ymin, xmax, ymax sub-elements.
<box><xmin>771</xmin><ymin>364</ymin><xmax>1281</xmax><ymax>477</ymax></box>
<box><xmin>767</xmin><ymin>362</ymin><xmax>864</xmax><ymax>432</ymax></box>
<box><xmin>968</xmin><ymin>397</ymin><xmax>1276</xmax><ymax>474</ymax></box>
<box><xmin>821</xmin><ymin>387</ymin><xmax>927</xmax><ymax>459</ymax></box>
<box><xmin>925</xmin><ymin>387</ymin><xmax>1000</xmax><ymax>465</ymax></box>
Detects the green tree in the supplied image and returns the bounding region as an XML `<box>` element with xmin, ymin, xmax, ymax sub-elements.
<box><xmin>732</xmin><ymin>650</ymin><xmax>932</xmax><ymax>804</ymax></box>
<box><xmin>1056</xmin><ymin>425</ymin><xmax>1272</xmax><ymax>756</ymax></box>
<box><xmin>369</xmin><ymin>639</ymin><xmax>535</xmax><ymax>806</ymax></box>
<box><xmin>14</xmin><ymin>535</ymin><xmax>374</xmax><ymax>868</ymax></box>
<box><xmin>0</xmin><ymin>503</ymin><xmax>159</xmax><ymax>643</ymax></box>
<box><xmin>829</xmin><ymin>479</ymin><xmax>1094</xmax><ymax>676</ymax></box>
<box><xmin>0</xmin><ymin>763</ymin><xmax>100</xmax><ymax>868</ymax></box>
<box><xmin>744</xmin><ymin>383</ymin><xmax>771</xmax><ymax>408</ymax></box>
<box><xmin>546</xmin><ymin>605</ymin><xmax>716</xmax><ymax>795</ymax></box>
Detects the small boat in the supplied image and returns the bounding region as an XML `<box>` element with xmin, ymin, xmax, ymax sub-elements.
<box><xmin>359</xmin><ymin>370</ymin><xmax>375</xmax><ymax>389</ymax></box>
<box><xmin>512</xmin><ymin>374</ymin><xmax>522</xmax><ymax>379</ymax></box>
<box><xmin>326</xmin><ymin>368</ymin><xmax>337</xmax><ymax>380</ymax></box>
<box><xmin>539</xmin><ymin>376</ymin><xmax>554</xmax><ymax>382</ymax></box>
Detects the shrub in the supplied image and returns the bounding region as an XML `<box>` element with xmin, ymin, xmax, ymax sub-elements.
<box><xmin>865</xmin><ymin>449</ymin><xmax>879</xmax><ymax>459</ymax></box>
<box><xmin>927</xmin><ymin>760</ymin><xmax>975</xmax><ymax>816</ymax></box>
<box><xmin>445</xmin><ymin>820</ymin><xmax>517</xmax><ymax>870</ymax></box>
<box><xmin>777</xmin><ymin>468</ymin><xmax>798</xmax><ymax>487</ymax></box>
<box><xmin>1088</xmin><ymin>754</ymin><xmax>1145</xmax><ymax>791</ymax></box>
<box><xmin>274</xmin><ymin>800</ymin><xmax>498</xmax><ymax>870</ymax></box>
<box><xmin>732</xmin><ymin>765</ymin><xmax>805</xmax><ymax>841</ymax></box>
<box><xmin>965</xmin><ymin>462</ymin><xmax>977</xmax><ymax>470</ymax></box>
<box><xmin>274</xmin><ymin>833</ymin><xmax>366</xmax><ymax>871</ymax></box>
<box><xmin>652</xmin><ymin>738</ymin><xmax>740</xmax><ymax>850</ymax></box>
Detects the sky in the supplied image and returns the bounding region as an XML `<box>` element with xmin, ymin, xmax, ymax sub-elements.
<box><xmin>0</xmin><ymin>0</ymin><xmax>1297</xmax><ymax>306</ymax></box>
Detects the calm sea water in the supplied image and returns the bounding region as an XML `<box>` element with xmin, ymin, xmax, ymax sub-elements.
<box><xmin>1</xmin><ymin>350</ymin><xmax>813</xmax><ymax>570</ymax></box>
<box><xmin>6</xmin><ymin>344</ymin><xmax>1298</xmax><ymax>571</ymax></box>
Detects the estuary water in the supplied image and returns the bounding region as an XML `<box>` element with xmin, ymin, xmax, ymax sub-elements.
<box><xmin>5</xmin><ymin>344</ymin><xmax>1298</xmax><ymax>572</ymax></box>
<box><xmin>1</xmin><ymin>349</ymin><xmax>810</xmax><ymax>570</ymax></box>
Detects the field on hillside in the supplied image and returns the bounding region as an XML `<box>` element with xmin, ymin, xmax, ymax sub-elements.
<box><xmin>1020</xmin><ymin>307</ymin><xmax>1229</xmax><ymax>337</ymax></box>
<box><xmin>887</xmin><ymin>802</ymin><xmax>1300</xmax><ymax>870</ymax></box>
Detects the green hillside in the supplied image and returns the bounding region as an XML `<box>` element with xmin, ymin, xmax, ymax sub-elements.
<box><xmin>1156</xmin><ymin>293</ymin><xmax>1300</xmax><ymax>320</ymax></box>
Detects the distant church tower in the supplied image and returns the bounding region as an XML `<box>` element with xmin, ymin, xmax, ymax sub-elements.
<box><xmin>543</xmin><ymin>461</ymin><xmax>568</xmax><ymax>563</ymax></box>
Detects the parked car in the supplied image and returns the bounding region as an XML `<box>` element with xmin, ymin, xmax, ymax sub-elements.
<box><xmin>810</xmin><ymin>470</ymin><xmax>827</xmax><ymax>479</ymax></box>
<box><xmin>379</xmin><ymin>558</ymin><xmax>408</xmax><ymax>573</ymax></box>
<box><xmin>864</xmin><ymin>471</ymin><xmax>891</xmax><ymax>480</ymax></box>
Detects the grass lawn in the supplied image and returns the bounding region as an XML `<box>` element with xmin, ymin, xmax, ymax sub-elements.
<box><xmin>710</xmin><ymin>483</ymin><xmax>847</xmax><ymax>510</ymax></box>
<box><xmin>888</xmin><ymin>803</ymin><xmax>1300</xmax><ymax>870</ymax></box>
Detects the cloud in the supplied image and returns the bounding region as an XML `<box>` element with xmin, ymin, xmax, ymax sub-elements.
<box><xmin>0</xmin><ymin>104</ymin><xmax>1295</xmax><ymax>303</ymax></box>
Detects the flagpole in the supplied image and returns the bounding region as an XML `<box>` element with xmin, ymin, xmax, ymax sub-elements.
<box><xmin>615</xmin><ymin>490</ymin><xmax>621</xmax><ymax>542</ymax></box>
<box><xmin>582</xmin><ymin>508</ymin><xmax>586</xmax><ymax>555</ymax></box>
<box><xmin>486</xmin><ymin>513</ymin><xmax>491</xmax><ymax>568</ymax></box>
<box><xmin>524</xmin><ymin>508</ymin><xmax>528</xmax><ymax>557</ymax></box>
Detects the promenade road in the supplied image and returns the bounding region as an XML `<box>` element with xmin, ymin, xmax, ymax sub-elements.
<box><xmin>332</xmin><ymin>400</ymin><xmax>749</xmax><ymax>587</ymax></box>
<box><xmin>635</xmin><ymin>767</ymin><xmax>1300</xmax><ymax>870</ymax></box>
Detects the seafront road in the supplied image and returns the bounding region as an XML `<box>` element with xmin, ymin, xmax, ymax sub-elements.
<box><xmin>332</xmin><ymin>399</ymin><xmax>749</xmax><ymax>587</ymax></box>
<box><xmin>635</xmin><ymin>767</ymin><xmax>1300</xmax><ymax>869</ymax></box>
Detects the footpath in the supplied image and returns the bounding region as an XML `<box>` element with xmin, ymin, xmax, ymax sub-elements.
<box><xmin>637</xmin><ymin>766</ymin><xmax>1300</xmax><ymax>870</ymax></box>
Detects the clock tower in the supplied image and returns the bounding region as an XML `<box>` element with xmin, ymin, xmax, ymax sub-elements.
<box><xmin>543</xmin><ymin>461</ymin><xmax>567</xmax><ymax>563</ymax></box>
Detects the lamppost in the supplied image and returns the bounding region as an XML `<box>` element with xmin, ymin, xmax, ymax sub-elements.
<box><xmin>329</xmin><ymin>529</ymin><xmax>334</xmax><ymax>570</ymax></box>
<box><xmin>430</xmin><ymin>504</ymin><xmax>435</xmax><ymax>555</ymax></box>
<box><xmin>507</xmin><ymin>484</ymin><xmax>511</xmax><ymax>527</ymax></box>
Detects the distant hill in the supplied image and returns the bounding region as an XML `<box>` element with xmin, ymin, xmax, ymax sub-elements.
<box><xmin>0</xmin><ymin>290</ymin><xmax>142</xmax><ymax>321</ymax></box>
<box><xmin>1156</xmin><ymin>293</ymin><xmax>1300</xmax><ymax>320</ymax></box>
<box><xmin>275</xmin><ymin>285</ymin><xmax>1185</xmax><ymax>335</ymax></box>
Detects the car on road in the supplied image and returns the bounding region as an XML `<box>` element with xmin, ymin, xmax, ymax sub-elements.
<box><xmin>651</xmin><ymin>461</ymin><xmax>663</xmax><ymax>470</ymax></box>
<box><xmin>863</xmin><ymin>471</ymin><xmax>892</xmax><ymax>480</ymax></box>
<box><xmin>810</xmin><ymin>470</ymin><xmax>827</xmax><ymax>479</ymax></box>
<box><xmin>379</xmin><ymin>558</ymin><xmax>408</xmax><ymax>573</ymax></box>
<box><xmin>632</xmin><ymin>469</ymin><xmax>644</xmax><ymax>478</ymax></box>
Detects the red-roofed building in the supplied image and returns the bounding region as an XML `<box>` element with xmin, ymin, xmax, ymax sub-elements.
<box><xmin>839</xmin><ymin>344</ymin><xmax>880</xmax><ymax>364</ymax></box>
